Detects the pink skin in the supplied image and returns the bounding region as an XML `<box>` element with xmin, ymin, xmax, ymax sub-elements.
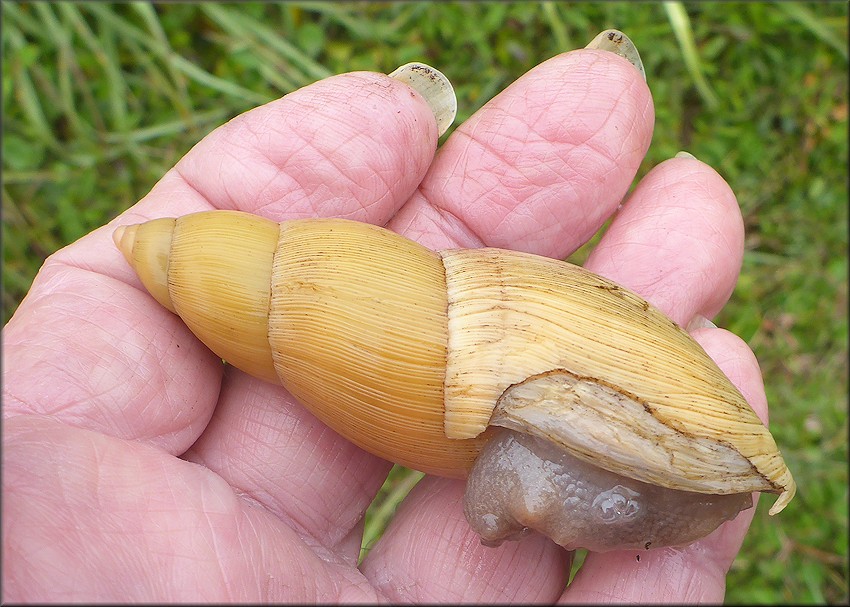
<box><xmin>3</xmin><ymin>48</ymin><xmax>770</xmax><ymax>602</ymax></box>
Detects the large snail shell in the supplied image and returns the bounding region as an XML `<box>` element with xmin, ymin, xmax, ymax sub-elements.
<box><xmin>114</xmin><ymin>210</ymin><xmax>796</xmax><ymax>531</ymax></box>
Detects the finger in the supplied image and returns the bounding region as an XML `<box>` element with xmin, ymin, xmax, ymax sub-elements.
<box><xmin>4</xmin><ymin>71</ymin><xmax>440</xmax><ymax>455</ymax></box>
<box><xmin>182</xmin><ymin>366</ymin><xmax>391</xmax><ymax>563</ymax></box>
<box><xmin>361</xmin><ymin>477</ymin><xmax>570</xmax><ymax>602</ymax></box>
<box><xmin>171</xmin><ymin>71</ymin><xmax>439</xmax><ymax>225</ymax></box>
<box><xmin>585</xmin><ymin>155</ymin><xmax>745</xmax><ymax>327</ymax></box>
<box><xmin>388</xmin><ymin>48</ymin><xmax>654</xmax><ymax>256</ymax></box>
<box><xmin>562</xmin><ymin>330</ymin><xmax>766</xmax><ymax>604</ymax></box>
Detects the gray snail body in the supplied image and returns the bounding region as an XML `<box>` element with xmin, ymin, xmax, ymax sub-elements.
<box><xmin>113</xmin><ymin>210</ymin><xmax>795</xmax><ymax>551</ymax></box>
<box><xmin>466</xmin><ymin>429</ymin><xmax>754</xmax><ymax>551</ymax></box>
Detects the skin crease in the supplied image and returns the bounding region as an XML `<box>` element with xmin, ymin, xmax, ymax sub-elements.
<box><xmin>2</xmin><ymin>45</ymin><xmax>772</xmax><ymax>603</ymax></box>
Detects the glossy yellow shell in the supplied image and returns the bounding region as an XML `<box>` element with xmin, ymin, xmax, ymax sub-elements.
<box><xmin>114</xmin><ymin>210</ymin><xmax>795</xmax><ymax>514</ymax></box>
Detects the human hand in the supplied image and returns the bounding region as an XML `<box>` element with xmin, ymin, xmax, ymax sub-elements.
<box><xmin>4</xmin><ymin>33</ymin><xmax>767</xmax><ymax>602</ymax></box>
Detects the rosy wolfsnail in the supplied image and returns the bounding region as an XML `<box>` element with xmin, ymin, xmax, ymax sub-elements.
<box><xmin>113</xmin><ymin>209</ymin><xmax>796</xmax><ymax>552</ymax></box>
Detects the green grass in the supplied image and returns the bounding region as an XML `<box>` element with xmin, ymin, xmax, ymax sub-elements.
<box><xmin>3</xmin><ymin>2</ymin><xmax>847</xmax><ymax>603</ymax></box>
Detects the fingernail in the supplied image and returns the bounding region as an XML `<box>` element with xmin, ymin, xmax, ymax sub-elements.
<box><xmin>388</xmin><ymin>62</ymin><xmax>457</xmax><ymax>137</ymax></box>
<box><xmin>675</xmin><ymin>150</ymin><xmax>697</xmax><ymax>160</ymax></box>
<box><xmin>585</xmin><ymin>29</ymin><xmax>646</xmax><ymax>81</ymax></box>
<box><xmin>686</xmin><ymin>315</ymin><xmax>717</xmax><ymax>331</ymax></box>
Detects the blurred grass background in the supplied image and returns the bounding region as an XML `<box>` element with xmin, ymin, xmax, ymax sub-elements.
<box><xmin>3</xmin><ymin>2</ymin><xmax>847</xmax><ymax>603</ymax></box>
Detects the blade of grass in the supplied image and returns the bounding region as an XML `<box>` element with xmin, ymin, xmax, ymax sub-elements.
<box><xmin>83</xmin><ymin>3</ymin><xmax>271</xmax><ymax>106</ymax></box>
<box><xmin>51</xmin><ymin>4</ymin><xmax>108</xmax><ymax>133</ymax></box>
<box><xmin>358</xmin><ymin>468</ymin><xmax>424</xmax><ymax>564</ymax></box>
<box><xmin>60</xmin><ymin>3</ymin><xmax>190</xmax><ymax>131</ymax></box>
<box><xmin>30</xmin><ymin>3</ymin><xmax>87</xmax><ymax>138</ymax></box>
<box><xmin>68</xmin><ymin>8</ymin><xmax>144</xmax><ymax>167</ymax></box>
<box><xmin>1</xmin><ymin>1</ymin><xmax>40</xmax><ymax>33</ymax></box>
<box><xmin>129</xmin><ymin>1</ymin><xmax>194</xmax><ymax>119</ymax></box>
<box><xmin>2</xmin><ymin>185</ymin><xmax>61</xmax><ymax>266</ymax></box>
<box><xmin>203</xmin><ymin>29</ymin><xmax>304</xmax><ymax>93</ymax></box>
<box><xmin>777</xmin><ymin>2</ymin><xmax>848</xmax><ymax>61</ymax></box>
<box><xmin>541</xmin><ymin>2</ymin><xmax>572</xmax><ymax>51</ymax></box>
<box><xmin>2</xmin><ymin>170</ymin><xmax>61</xmax><ymax>184</ymax></box>
<box><xmin>167</xmin><ymin>53</ymin><xmax>272</xmax><ymax>106</ymax></box>
<box><xmin>96</xmin><ymin>12</ymin><xmax>131</xmax><ymax>132</ymax></box>
<box><xmin>663</xmin><ymin>1</ymin><xmax>720</xmax><ymax>110</ymax></box>
<box><xmin>201</xmin><ymin>4</ymin><xmax>332</xmax><ymax>83</ymax></box>
<box><xmin>8</xmin><ymin>2</ymin><xmax>106</xmax><ymax>137</ymax></box>
<box><xmin>57</xmin><ymin>2</ymin><xmax>130</xmax><ymax>132</ymax></box>
<box><xmin>102</xmin><ymin>107</ymin><xmax>230</xmax><ymax>145</ymax></box>
<box><xmin>4</xmin><ymin>27</ymin><xmax>60</xmax><ymax>149</ymax></box>
<box><xmin>106</xmin><ymin>17</ymin><xmax>210</xmax><ymax>143</ymax></box>
<box><xmin>291</xmin><ymin>2</ymin><xmax>372</xmax><ymax>38</ymax></box>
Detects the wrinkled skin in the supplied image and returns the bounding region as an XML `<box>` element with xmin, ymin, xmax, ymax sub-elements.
<box><xmin>4</xmin><ymin>48</ymin><xmax>769</xmax><ymax>603</ymax></box>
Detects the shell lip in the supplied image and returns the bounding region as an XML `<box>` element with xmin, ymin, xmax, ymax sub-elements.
<box><xmin>488</xmin><ymin>367</ymin><xmax>796</xmax><ymax>507</ymax></box>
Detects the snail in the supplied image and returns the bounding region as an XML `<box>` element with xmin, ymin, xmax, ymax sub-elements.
<box><xmin>113</xmin><ymin>209</ymin><xmax>796</xmax><ymax>552</ymax></box>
